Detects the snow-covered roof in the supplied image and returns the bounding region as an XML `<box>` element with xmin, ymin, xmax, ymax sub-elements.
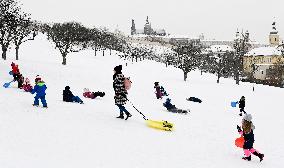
<box><xmin>208</xmin><ymin>45</ymin><xmax>234</xmax><ymax>52</ymax></box>
<box><xmin>153</xmin><ymin>29</ymin><xmax>166</xmax><ymax>34</ymax></box>
<box><xmin>245</xmin><ymin>46</ymin><xmax>282</xmax><ymax>56</ymax></box>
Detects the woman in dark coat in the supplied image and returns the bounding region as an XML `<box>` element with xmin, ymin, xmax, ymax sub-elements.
<box><xmin>113</xmin><ymin>65</ymin><xmax>132</xmax><ymax>120</ymax></box>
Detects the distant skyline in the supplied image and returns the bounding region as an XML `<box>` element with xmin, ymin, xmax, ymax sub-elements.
<box><xmin>20</xmin><ymin>0</ymin><xmax>284</xmax><ymax>44</ymax></box>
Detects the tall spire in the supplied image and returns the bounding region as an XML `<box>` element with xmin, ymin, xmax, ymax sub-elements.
<box><xmin>146</xmin><ymin>16</ymin><xmax>149</xmax><ymax>24</ymax></box>
<box><xmin>271</xmin><ymin>18</ymin><xmax>278</xmax><ymax>34</ymax></box>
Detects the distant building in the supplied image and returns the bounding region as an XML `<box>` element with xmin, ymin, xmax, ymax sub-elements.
<box><xmin>131</xmin><ymin>16</ymin><xmax>166</xmax><ymax>36</ymax></box>
<box><xmin>243</xmin><ymin>46</ymin><xmax>283</xmax><ymax>80</ymax></box>
<box><xmin>269</xmin><ymin>21</ymin><xmax>280</xmax><ymax>46</ymax></box>
<box><xmin>243</xmin><ymin>21</ymin><xmax>284</xmax><ymax>80</ymax></box>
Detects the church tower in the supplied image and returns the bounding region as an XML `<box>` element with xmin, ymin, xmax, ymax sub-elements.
<box><xmin>269</xmin><ymin>20</ymin><xmax>280</xmax><ymax>46</ymax></box>
<box><xmin>144</xmin><ymin>16</ymin><xmax>152</xmax><ymax>35</ymax></box>
<box><xmin>131</xmin><ymin>19</ymin><xmax>136</xmax><ymax>35</ymax></box>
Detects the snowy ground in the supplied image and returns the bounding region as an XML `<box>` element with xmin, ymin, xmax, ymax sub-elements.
<box><xmin>0</xmin><ymin>34</ymin><xmax>284</xmax><ymax>168</ymax></box>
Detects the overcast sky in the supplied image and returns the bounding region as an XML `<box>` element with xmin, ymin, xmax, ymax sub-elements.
<box><xmin>20</xmin><ymin>0</ymin><xmax>283</xmax><ymax>44</ymax></box>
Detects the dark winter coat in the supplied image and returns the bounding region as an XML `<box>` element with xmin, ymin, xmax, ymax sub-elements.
<box><xmin>187</xmin><ymin>97</ymin><xmax>202</xmax><ymax>103</ymax></box>
<box><xmin>31</xmin><ymin>82</ymin><xmax>47</xmax><ymax>97</ymax></box>
<box><xmin>154</xmin><ymin>85</ymin><xmax>162</xmax><ymax>98</ymax></box>
<box><xmin>239</xmin><ymin>99</ymin><xmax>245</xmax><ymax>109</ymax></box>
<box><xmin>63</xmin><ymin>88</ymin><xmax>74</xmax><ymax>102</ymax></box>
<box><xmin>163</xmin><ymin>100</ymin><xmax>176</xmax><ymax>110</ymax></box>
<box><xmin>242</xmin><ymin>130</ymin><xmax>255</xmax><ymax>149</ymax></box>
<box><xmin>17</xmin><ymin>75</ymin><xmax>24</xmax><ymax>88</ymax></box>
<box><xmin>113</xmin><ymin>73</ymin><xmax>127</xmax><ymax>105</ymax></box>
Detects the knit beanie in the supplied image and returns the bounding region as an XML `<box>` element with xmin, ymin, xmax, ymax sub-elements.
<box><xmin>243</xmin><ymin>114</ymin><xmax>252</xmax><ymax>122</ymax></box>
<box><xmin>114</xmin><ymin>65</ymin><xmax>122</xmax><ymax>73</ymax></box>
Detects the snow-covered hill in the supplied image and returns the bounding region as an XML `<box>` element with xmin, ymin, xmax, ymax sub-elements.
<box><xmin>0</xmin><ymin>34</ymin><xmax>283</xmax><ymax>168</ymax></box>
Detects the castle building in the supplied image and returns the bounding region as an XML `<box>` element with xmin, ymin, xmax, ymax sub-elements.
<box><xmin>131</xmin><ymin>16</ymin><xmax>166</xmax><ymax>36</ymax></box>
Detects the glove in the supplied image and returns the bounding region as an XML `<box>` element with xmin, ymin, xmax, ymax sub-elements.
<box><xmin>237</xmin><ymin>125</ymin><xmax>242</xmax><ymax>132</ymax></box>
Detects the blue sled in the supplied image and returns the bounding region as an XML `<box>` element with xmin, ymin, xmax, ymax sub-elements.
<box><xmin>231</xmin><ymin>101</ymin><xmax>238</xmax><ymax>107</ymax></box>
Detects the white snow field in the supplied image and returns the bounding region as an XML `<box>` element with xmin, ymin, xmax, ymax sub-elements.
<box><xmin>0</xmin><ymin>34</ymin><xmax>284</xmax><ymax>168</ymax></box>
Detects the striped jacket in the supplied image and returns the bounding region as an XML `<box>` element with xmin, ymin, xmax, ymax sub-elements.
<box><xmin>113</xmin><ymin>73</ymin><xmax>128</xmax><ymax>105</ymax></box>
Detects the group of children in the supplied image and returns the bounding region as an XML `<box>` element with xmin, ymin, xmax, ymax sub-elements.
<box><xmin>8</xmin><ymin>62</ymin><xmax>105</xmax><ymax>108</ymax></box>
<box><xmin>10</xmin><ymin>62</ymin><xmax>33</xmax><ymax>92</ymax></box>
<box><xmin>7</xmin><ymin>62</ymin><xmax>265</xmax><ymax>162</ymax></box>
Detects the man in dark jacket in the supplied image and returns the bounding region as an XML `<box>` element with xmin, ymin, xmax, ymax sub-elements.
<box><xmin>238</xmin><ymin>96</ymin><xmax>246</xmax><ymax>116</ymax></box>
<box><xmin>63</xmin><ymin>86</ymin><xmax>83</xmax><ymax>104</ymax></box>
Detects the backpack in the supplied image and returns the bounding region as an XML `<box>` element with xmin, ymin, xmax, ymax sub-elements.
<box><xmin>124</xmin><ymin>77</ymin><xmax>132</xmax><ymax>90</ymax></box>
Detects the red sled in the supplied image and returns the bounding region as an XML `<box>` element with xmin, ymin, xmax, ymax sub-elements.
<box><xmin>235</xmin><ymin>136</ymin><xmax>244</xmax><ymax>148</ymax></box>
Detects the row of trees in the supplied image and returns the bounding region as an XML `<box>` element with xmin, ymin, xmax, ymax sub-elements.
<box><xmin>1</xmin><ymin>0</ymin><xmax>127</xmax><ymax>65</ymax></box>
<box><xmin>0</xmin><ymin>0</ymin><xmax>37</xmax><ymax>60</ymax></box>
<box><xmin>41</xmin><ymin>22</ymin><xmax>127</xmax><ymax>65</ymax></box>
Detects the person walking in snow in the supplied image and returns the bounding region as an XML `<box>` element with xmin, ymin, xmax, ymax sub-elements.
<box><xmin>238</xmin><ymin>96</ymin><xmax>246</xmax><ymax>116</ymax></box>
<box><xmin>63</xmin><ymin>86</ymin><xmax>84</xmax><ymax>104</ymax></box>
<box><xmin>30</xmin><ymin>75</ymin><xmax>47</xmax><ymax>108</ymax></box>
<box><xmin>237</xmin><ymin>114</ymin><xmax>264</xmax><ymax>162</ymax></box>
<box><xmin>154</xmin><ymin>82</ymin><xmax>162</xmax><ymax>99</ymax></box>
<box><xmin>113</xmin><ymin>65</ymin><xmax>132</xmax><ymax>120</ymax></box>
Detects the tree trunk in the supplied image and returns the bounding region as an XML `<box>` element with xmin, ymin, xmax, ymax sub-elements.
<box><xmin>109</xmin><ymin>49</ymin><xmax>111</xmax><ymax>55</ymax></box>
<box><xmin>62</xmin><ymin>53</ymin><xmax>67</xmax><ymax>65</ymax></box>
<box><xmin>217</xmin><ymin>72</ymin><xmax>220</xmax><ymax>83</ymax></box>
<box><xmin>236</xmin><ymin>72</ymin><xmax>240</xmax><ymax>85</ymax></box>
<box><xmin>135</xmin><ymin>56</ymin><xmax>138</xmax><ymax>62</ymax></box>
<box><xmin>183</xmin><ymin>71</ymin><xmax>188</xmax><ymax>81</ymax></box>
<box><xmin>95</xmin><ymin>47</ymin><xmax>97</xmax><ymax>56</ymax></box>
<box><xmin>2</xmin><ymin>46</ymin><xmax>7</xmax><ymax>60</ymax></box>
<box><xmin>15</xmin><ymin>46</ymin><xmax>19</xmax><ymax>60</ymax></box>
<box><xmin>103</xmin><ymin>50</ymin><xmax>105</xmax><ymax>56</ymax></box>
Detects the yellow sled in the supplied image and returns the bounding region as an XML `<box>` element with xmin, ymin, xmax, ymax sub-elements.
<box><xmin>146</xmin><ymin>120</ymin><xmax>174</xmax><ymax>131</ymax></box>
<box><xmin>127</xmin><ymin>99</ymin><xmax>175</xmax><ymax>131</ymax></box>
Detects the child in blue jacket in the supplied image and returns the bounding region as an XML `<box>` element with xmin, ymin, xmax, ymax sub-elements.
<box><xmin>31</xmin><ymin>76</ymin><xmax>47</xmax><ymax>108</ymax></box>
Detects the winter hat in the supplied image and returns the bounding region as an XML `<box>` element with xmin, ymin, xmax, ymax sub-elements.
<box><xmin>154</xmin><ymin>82</ymin><xmax>159</xmax><ymax>86</ymax></box>
<box><xmin>243</xmin><ymin>114</ymin><xmax>252</xmax><ymax>122</ymax></box>
<box><xmin>65</xmin><ymin>86</ymin><xmax>70</xmax><ymax>90</ymax></box>
<box><xmin>35</xmin><ymin>75</ymin><xmax>42</xmax><ymax>83</ymax></box>
<box><xmin>11</xmin><ymin>62</ymin><xmax>15</xmax><ymax>66</ymax></box>
<box><xmin>114</xmin><ymin>65</ymin><xmax>122</xmax><ymax>73</ymax></box>
<box><xmin>166</xmin><ymin>98</ymin><xmax>171</xmax><ymax>102</ymax></box>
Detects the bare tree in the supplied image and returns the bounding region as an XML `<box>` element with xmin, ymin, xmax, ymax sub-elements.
<box><xmin>0</xmin><ymin>0</ymin><xmax>20</xmax><ymax>60</ymax></box>
<box><xmin>45</xmin><ymin>22</ymin><xmax>89</xmax><ymax>65</ymax></box>
<box><xmin>13</xmin><ymin>13</ymin><xmax>36</xmax><ymax>60</ymax></box>
<box><xmin>266</xmin><ymin>58</ymin><xmax>284</xmax><ymax>86</ymax></box>
<box><xmin>172</xmin><ymin>41</ymin><xmax>203</xmax><ymax>81</ymax></box>
<box><xmin>233</xmin><ymin>32</ymin><xmax>251</xmax><ymax>85</ymax></box>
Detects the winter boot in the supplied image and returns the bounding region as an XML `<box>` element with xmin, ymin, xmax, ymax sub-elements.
<box><xmin>239</xmin><ymin>113</ymin><xmax>243</xmax><ymax>116</ymax></box>
<box><xmin>242</xmin><ymin>155</ymin><xmax>251</xmax><ymax>161</ymax></box>
<box><xmin>116</xmin><ymin>112</ymin><xmax>124</xmax><ymax>119</ymax></box>
<box><xmin>253</xmin><ymin>152</ymin><xmax>264</xmax><ymax>162</ymax></box>
<box><xmin>124</xmin><ymin>112</ymin><xmax>132</xmax><ymax>120</ymax></box>
<box><xmin>32</xmin><ymin>104</ymin><xmax>39</xmax><ymax>107</ymax></box>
